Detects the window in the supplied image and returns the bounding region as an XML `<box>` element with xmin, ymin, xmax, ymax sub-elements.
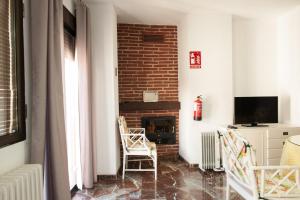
<box><xmin>64</xmin><ymin>26</ymin><xmax>81</xmax><ymax>189</ymax></box>
<box><xmin>63</xmin><ymin>7</ymin><xmax>82</xmax><ymax>189</ymax></box>
<box><xmin>0</xmin><ymin>0</ymin><xmax>26</xmax><ymax>148</ymax></box>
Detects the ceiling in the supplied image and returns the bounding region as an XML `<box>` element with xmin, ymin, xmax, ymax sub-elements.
<box><xmin>96</xmin><ymin>0</ymin><xmax>300</xmax><ymax>24</ymax></box>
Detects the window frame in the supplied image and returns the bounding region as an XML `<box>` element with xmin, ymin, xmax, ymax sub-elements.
<box><xmin>0</xmin><ymin>0</ymin><xmax>26</xmax><ymax>148</ymax></box>
<box><xmin>63</xmin><ymin>6</ymin><xmax>76</xmax><ymax>37</ymax></box>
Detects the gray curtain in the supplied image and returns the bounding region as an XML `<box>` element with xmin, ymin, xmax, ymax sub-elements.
<box><xmin>30</xmin><ymin>0</ymin><xmax>71</xmax><ymax>199</ymax></box>
<box><xmin>76</xmin><ymin>0</ymin><xmax>96</xmax><ymax>188</ymax></box>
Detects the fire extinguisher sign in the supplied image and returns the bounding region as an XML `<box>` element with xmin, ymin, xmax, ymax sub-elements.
<box><xmin>189</xmin><ymin>51</ymin><xmax>201</xmax><ymax>69</ymax></box>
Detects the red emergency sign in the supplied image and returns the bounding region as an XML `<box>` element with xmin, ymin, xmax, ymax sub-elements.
<box><xmin>190</xmin><ymin>51</ymin><xmax>201</xmax><ymax>69</ymax></box>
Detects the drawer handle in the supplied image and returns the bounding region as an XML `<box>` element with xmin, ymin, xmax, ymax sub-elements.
<box><xmin>283</xmin><ymin>141</ymin><xmax>285</xmax><ymax>145</ymax></box>
<box><xmin>283</xmin><ymin>132</ymin><xmax>289</xmax><ymax>136</ymax></box>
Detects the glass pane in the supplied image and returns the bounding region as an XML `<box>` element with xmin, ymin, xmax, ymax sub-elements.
<box><xmin>0</xmin><ymin>0</ymin><xmax>18</xmax><ymax>136</ymax></box>
<box><xmin>63</xmin><ymin>30</ymin><xmax>82</xmax><ymax>188</ymax></box>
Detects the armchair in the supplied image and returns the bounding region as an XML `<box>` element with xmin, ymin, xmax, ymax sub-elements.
<box><xmin>219</xmin><ymin>129</ymin><xmax>300</xmax><ymax>200</ymax></box>
<box><xmin>118</xmin><ymin>116</ymin><xmax>157</xmax><ymax>180</ymax></box>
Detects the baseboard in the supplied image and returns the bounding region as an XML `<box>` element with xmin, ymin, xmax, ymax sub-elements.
<box><xmin>158</xmin><ymin>153</ymin><xmax>179</xmax><ymax>161</ymax></box>
<box><xmin>97</xmin><ymin>165</ymin><xmax>122</xmax><ymax>181</ymax></box>
<box><xmin>97</xmin><ymin>174</ymin><xmax>118</xmax><ymax>181</ymax></box>
<box><xmin>178</xmin><ymin>155</ymin><xmax>199</xmax><ymax>168</ymax></box>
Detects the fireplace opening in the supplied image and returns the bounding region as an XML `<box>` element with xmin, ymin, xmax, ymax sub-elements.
<box><xmin>141</xmin><ymin>116</ymin><xmax>176</xmax><ymax>144</ymax></box>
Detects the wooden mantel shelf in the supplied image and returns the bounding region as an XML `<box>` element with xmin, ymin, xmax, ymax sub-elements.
<box><xmin>119</xmin><ymin>101</ymin><xmax>181</xmax><ymax>111</ymax></box>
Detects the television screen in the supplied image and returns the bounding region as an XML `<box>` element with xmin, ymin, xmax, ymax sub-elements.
<box><xmin>234</xmin><ymin>96</ymin><xmax>278</xmax><ymax>124</ymax></box>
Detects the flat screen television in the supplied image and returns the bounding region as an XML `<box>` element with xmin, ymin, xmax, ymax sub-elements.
<box><xmin>234</xmin><ymin>96</ymin><xmax>278</xmax><ymax>126</ymax></box>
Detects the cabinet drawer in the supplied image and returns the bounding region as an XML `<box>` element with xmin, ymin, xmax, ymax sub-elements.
<box><xmin>287</xmin><ymin>130</ymin><xmax>300</xmax><ymax>136</ymax></box>
<box><xmin>267</xmin><ymin>158</ymin><xmax>281</xmax><ymax>166</ymax></box>
<box><xmin>267</xmin><ymin>138</ymin><xmax>286</xmax><ymax>149</ymax></box>
<box><xmin>266</xmin><ymin>149</ymin><xmax>282</xmax><ymax>159</ymax></box>
<box><xmin>268</xmin><ymin>127</ymin><xmax>300</xmax><ymax>139</ymax></box>
<box><xmin>267</xmin><ymin>129</ymin><xmax>292</xmax><ymax>139</ymax></box>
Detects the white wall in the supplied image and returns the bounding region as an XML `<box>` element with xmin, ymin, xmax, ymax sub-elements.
<box><xmin>87</xmin><ymin>2</ymin><xmax>120</xmax><ymax>175</ymax></box>
<box><xmin>178</xmin><ymin>11</ymin><xmax>233</xmax><ymax>164</ymax></box>
<box><xmin>0</xmin><ymin>0</ymin><xmax>31</xmax><ymax>175</ymax></box>
<box><xmin>233</xmin><ymin>17</ymin><xmax>278</xmax><ymax>97</ymax></box>
<box><xmin>278</xmin><ymin>8</ymin><xmax>300</xmax><ymax>124</ymax></box>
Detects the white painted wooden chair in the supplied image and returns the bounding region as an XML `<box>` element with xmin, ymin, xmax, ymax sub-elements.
<box><xmin>118</xmin><ymin>116</ymin><xmax>157</xmax><ymax>180</ymax></box>
<box><xmin>219</xmin><ymin>129</ymin><xmax>300</xmax><ymax>200</ymax></box>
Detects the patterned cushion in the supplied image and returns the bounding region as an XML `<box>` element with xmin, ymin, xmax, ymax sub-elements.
<box><xmin>256</xmin><ymin>171</ymin><xmax>300</xmax><ymax>196</ymax></box>
<box><xmin>128</xmin><ymin>141</ymin><xmax>157</xmax><ymax>155</ymax></box>
<box><xmin>222</xmin><ymin>130</ymin><xmax>256</xmax><ymax>184</ymax></box>
<box><xmin>119</xmin><ymin>116</ymin><xmax>129</xmax><ymax>134</ymax></box>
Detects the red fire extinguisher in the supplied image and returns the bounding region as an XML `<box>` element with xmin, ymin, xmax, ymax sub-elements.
<box><xmin>194</xmin><ymin>96</ymin><xmax>202</xmax><ymax>121</ymax></box>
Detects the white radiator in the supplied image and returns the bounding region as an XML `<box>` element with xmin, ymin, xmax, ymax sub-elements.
<box><xmin>199</xmin><ymin>131</ymin><xmax>223</xmax><ymax>171</ymax></box>
<box><xmin>0</xmin><ymin>164</ymin><xmax>43</xmax><ymax>200</ymax></box>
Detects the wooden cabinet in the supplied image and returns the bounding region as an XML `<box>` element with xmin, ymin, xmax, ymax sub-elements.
<box><xmin>233</xmin><ymin>124</ymin><xmax>300</xmax><ymax>166</ymax></box>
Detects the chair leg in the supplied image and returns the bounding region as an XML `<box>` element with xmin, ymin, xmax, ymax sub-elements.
<box><xmin>226</xmin><ymin>181</ymin><xmax>230</xmax><ymax>200</ymax></box>
<box><xmin>122</xmin><ymin>154</ymin><xmax>126</xmax><ymax>179</ymax></box>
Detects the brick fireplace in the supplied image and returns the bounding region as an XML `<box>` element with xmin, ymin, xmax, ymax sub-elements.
<box><xmin>117</xmin><ymin>24</ymin><xmax>179</xmax><ymax>158</ymax></box>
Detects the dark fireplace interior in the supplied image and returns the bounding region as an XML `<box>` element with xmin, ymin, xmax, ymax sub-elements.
<box><xmin>141</xmin><ymin>116</ymin><xmax>176</xmax><ymax>144</ymax></box>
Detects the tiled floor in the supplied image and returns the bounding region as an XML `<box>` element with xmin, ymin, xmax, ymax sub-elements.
<box><xmin>73</xmin><ymin>159</ymin><xmax>242</xmax><ymax>200</ymax></box>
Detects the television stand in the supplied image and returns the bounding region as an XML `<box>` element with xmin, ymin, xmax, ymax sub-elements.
<box><xmin>242</xmin><ymin>123</ymin><xmax>269</xmax><ymax>127</ymax></box>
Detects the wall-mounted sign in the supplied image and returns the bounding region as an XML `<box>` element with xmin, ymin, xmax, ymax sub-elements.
<box><xmin>190</xmin><ymin>51</ymin><xmax>201</xmax><ymax>69</ymax></box>
<box><xmin>143</xmin><ymin>91</ymin><xmax>159</xmax><ymax>102</ymax></box>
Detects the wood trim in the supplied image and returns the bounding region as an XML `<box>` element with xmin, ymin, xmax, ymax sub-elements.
<box><xmin>0</xmin><ymin>0</ymin><xmax>26</xmax><ymax>148</ymax></box>
<box><xmin>97</xmin><ymin>175</ymin><xmax>118</xmax><ymax>181</ymax></box>
<box><xmin>119</xmin><ymin>101</ymin><xmax>181</xmax><ymax>111</ymax></box>
<box><xmin>63</xmin><ymin>6</ymin><xmax>76</xmax><ymax>36</ymax></box>
<box><xmin>97</xmin><ymin>165</ymin><xmax>122</xmax><ymax>181</ymax></box>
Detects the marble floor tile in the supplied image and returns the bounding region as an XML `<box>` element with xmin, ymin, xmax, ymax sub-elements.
<box><xmin>73</xmin><ymin>160</ymin><xmax>243</xmax><ymax>200</ymax></box>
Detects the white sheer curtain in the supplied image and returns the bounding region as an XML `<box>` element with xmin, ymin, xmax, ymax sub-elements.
<box><xmin>63</xmin><ymin>0</ymin><xmax>95</xmax><ymax>190</ymax></box>
<box><xmin>63</xmin><ymin>30</ymin><xmax>83</xmax><ymax>189</ymax></box>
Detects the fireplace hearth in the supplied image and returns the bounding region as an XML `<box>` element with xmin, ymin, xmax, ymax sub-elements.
<box><xmin>141</xmin><ymin>116</ymin><xmax>176</xmax><ymax>144</ymax></box>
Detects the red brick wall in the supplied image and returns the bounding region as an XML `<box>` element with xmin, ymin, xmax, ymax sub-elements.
<box><xmin>118</xmin><ymin>24</ymin><xmax>178</xmax><ymax>102</ymax></box>
<box><xmin>118</xmin><ymin>24</ymin><xmax>179</xmax><ymax>157</ymax></box>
